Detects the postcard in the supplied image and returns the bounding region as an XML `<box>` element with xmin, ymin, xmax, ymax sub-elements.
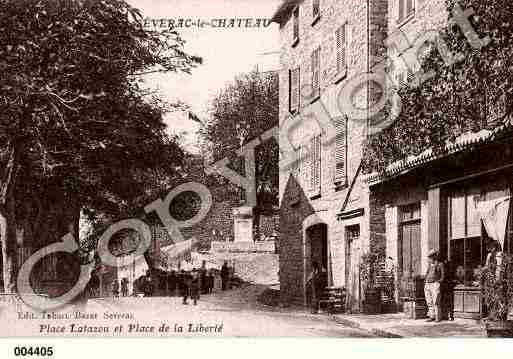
<box><xmin>1</xmin><ymin>0</ymin><xmax>512</xmax><ymax>342</ymax></box>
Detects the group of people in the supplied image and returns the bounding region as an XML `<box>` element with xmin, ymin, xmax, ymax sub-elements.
<box><xmin>305</xmin><ymin>240</ymin><xmax>502</xmax><ymax>320</ymax></box>
<box><xmin>109</xmin><ymin>261</ymin><xmax>234</xmax><ymax>305</ymax></box>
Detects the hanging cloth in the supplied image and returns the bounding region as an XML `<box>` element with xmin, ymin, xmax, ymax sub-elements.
<box><xmin>475</xmin><ymin>195</ymin><xmax>510</xmax><ymax>250</ymax></box>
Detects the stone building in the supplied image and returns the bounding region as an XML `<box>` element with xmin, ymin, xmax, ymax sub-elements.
<box><xmin>273</xmin><ymin>0</ymin><xmax>388</xmax><ymax>309</ymax></box>
<box><xmin>365</xmin><ymin>0</ymin><xmax>513</xmax><ymax>321</ymax></box>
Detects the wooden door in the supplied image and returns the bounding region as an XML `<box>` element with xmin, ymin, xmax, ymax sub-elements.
<box><xmin>399</xmin><ymin>221</ymin><xmax>421</xmax><ymax>296</ymax></box>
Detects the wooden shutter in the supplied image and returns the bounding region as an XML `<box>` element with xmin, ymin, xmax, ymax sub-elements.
<box><xmin>395</xmin><ymin>71</ymin><xmax>406</xmax><ymax>88</ymax></box>
<box><xmin>336</xmin><ymin>24</ymin><xmax>346</xmax><ymax>74</ymax></box>
<box><xmin>334</xmin><ymin>116</ymin><xmax>347</xmax><ymax>183</ymax></box>
<box><xmin>289</xmin><ymin>67</ymin><xmax>300</xmax><ymax>113</ymax></box>
<box><xmin>406</xmin><ymin>0</ymin><xmax>415</xmax><ymax>17</ymax></box>
<box><xmin>313</xmin><ymin>0</ymin><xmax>320</xmax><ymax>18</ymax></box>
<box><xmin>311</xmin><ymin>47</ymin><xmax>320</xmax><ymax>98</ymax></box>
<box><xmin>398</xmin><ymin>0</ymin><xmax>405</xmax><ymax>21</ymax></box>
<box><xmin>293</xmin><ymin>7</ymin><xmax>299</xmax><ymax>40</ymax></box>
<box><xmin>309</xmin><ymin>135</ymin><xmax>321</xmax><ymax>194</ymax></box>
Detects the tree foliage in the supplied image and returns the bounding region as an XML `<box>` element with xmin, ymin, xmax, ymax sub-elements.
<box><xmin>363</xmin><ymin>0</ymin><xmax>512</xmax><ymax>173</ymax></box>
<box><xmin>0</xmin><ymin>0</ymin><xmax>201</xmax><ymax>291</ymax></box>
<box><xmin>202</xmin><ymin>70</ymin><xmax>279</xmax><ymax>212</ymax></box>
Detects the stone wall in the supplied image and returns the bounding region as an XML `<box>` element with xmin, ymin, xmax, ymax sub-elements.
<box><xmin>279</xmin><ymin>176</ymin><xmax>316</xmax><ymax>305</ymax></box>
<box><xmin>211</xmin><ymin>241</ymin><xmax>276</xmax><ymax>254</ymax></box>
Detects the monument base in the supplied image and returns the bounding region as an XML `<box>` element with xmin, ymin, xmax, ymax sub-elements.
<box><xmin>233</xmin><ymin>206</ymin><xmax>253</xmax><ymax>242</ymax></box>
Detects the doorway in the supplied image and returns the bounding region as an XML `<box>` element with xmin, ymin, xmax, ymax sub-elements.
<box><xmin>398</xmin><ymin>203</ymin><xmax>422</xmax><ymax>301</ymax></box>
<box><xmin>305</xmin><ymin>223</ymin><xmax>328</xmax><ymax>293</ymax></box>
<box><xmin>345</xmin><ymin>224</ymin><xmax>361</xmax><ymax>312</ymax></box>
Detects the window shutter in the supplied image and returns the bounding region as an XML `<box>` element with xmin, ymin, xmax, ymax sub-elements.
<box><xmin>336</xmin><ymin>24</ymin><xmax>346</xmax><ymax>74</ymax></box>
<box><xmin>398</xmin><ymin>0</ymin><xmax>405</xmax><ymax>21</ymax></box>
<box><xmin>312</xmin><ymin>47</ymin><xmax>320</xmax><ymax>98</ymax></box>
<box><xmin>289</xmin><ymin>67</ymin><xmax>300</xmax><ymax>113</ymax></box>
<box><xmin>334</xmin><ymin>116</ymin><xmax>347</xmax><ymax>183</ymax></box>
<box><xmin>313</xmin><ymin>0</ymin><xmax>320</xmax><ymax>18</ymax></box>
<box><xmin>395</xmin><ymin>71</ymin><xmax>406</xmax><ymax>87</ymax></box>
<box><xmin>309</xmin><ymin>135</ymin><xmax>321</xmax><ymax>194</ymax></box>
<box><xmin>406</xmin><ymin>0</ymin><xmax>415</xmax><ymax>17</ymax></box>
<box><xmin>293</xmin><ymin>7</ymin><xmax>299</xmax><ymax>40</ymax></box>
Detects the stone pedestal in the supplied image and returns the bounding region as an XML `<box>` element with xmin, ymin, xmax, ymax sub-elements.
<box><xmin>233</xmin><ymin>206</ymin><xmax>253</xmax><ymax>242</ymax></box>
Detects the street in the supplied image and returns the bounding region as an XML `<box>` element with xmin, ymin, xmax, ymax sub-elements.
<box><xmin>81</xmin><ymin>285</ymin><xmax>374</xmax><ymax>337</ymax></box>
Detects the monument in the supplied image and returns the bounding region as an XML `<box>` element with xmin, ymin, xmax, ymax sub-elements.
<box><xmin>233</xmin><ymin>206</ymin><xmax>253</xmax><ymax>242</ymax></box>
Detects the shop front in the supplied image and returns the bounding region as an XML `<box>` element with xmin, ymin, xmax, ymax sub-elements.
<box><xmin>368</xmin><ymin>129</ymin><xmax>513</xmax><ymax>319</ymax></box>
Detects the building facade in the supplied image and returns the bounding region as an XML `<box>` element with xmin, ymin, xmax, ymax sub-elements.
<box><xmin>274</xmin><ymin>0</ymin><xmax>388</xmax><ymax>308</ymax></box>
<box><xmin>274</xmin><ymin>0</ymin><xmax>462</xmax><ymax>311</ymax></box>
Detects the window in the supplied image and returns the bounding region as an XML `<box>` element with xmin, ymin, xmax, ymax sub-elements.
<box><xmin>309</xmin><ymin>134</ymin><xmax>321</xmax><ymax>195</ymax></box>
<box><xmin>312</xmin><ymin>0</ymin><xmax>320</xmax><ymax>21</ymax></box>
<box><xmin>311</xmin><ymin>47</ymin><xmax>321</xmax><ymax>99</ymax></box>
<box><xmin>336</xmin><ymin>24</ymin><xmax>347</xmax><ymax>77</ymax></box>
<box><xmin>293</xmin><ymin>7</ymin><xmax>299</xmax><ymax>44</ymax></box>
<box><xmin>289</xmin><ymin>67</ymin><xmax>300</xmax><ymax>113</ymax></box>
<box><xmin>450</xmin><ymin>188</ymin><xmax>482</xmax><ymax>240</ymax></box>
<box><xmin>449</xmin><ymin>188</ymin><xmax>483</xmax><ymax>285</ymax></box>
<box><xmin>398</xmin><ymin>0</ymin><xmax>415</xmax><ymax>23</ymax></box>
<box><xmin>334</xmin><ymin>116</ymin><xmax>347</xmax><ymax>186</ymax></box>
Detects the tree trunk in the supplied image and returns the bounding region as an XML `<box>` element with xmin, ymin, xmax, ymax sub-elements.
<box><xmin>0</xmin><ymin>204</ymin><xmax>18</xmax><ymax>293</ymax></box>
<box><xmin>0</xmin><ymin>145</ymin><xmax>19</xmax><ymax>293</ymax></box>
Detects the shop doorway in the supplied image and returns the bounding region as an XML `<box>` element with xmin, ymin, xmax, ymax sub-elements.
<box><xmin>345</xmin><ymin>224</ymin><xmax>361</xmax><ymax>312</ymax></box>
<box><xmin>398</xmin><ymin>203</ymin><xmax>422</xmax><ymax>302</ymax></box>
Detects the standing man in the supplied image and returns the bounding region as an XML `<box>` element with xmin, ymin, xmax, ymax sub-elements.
<box><xmin>112</xmin><ymin>280</ymin><xmax>120</xmax><ymax>298</ymax></box>
<box><xmin>221</xmin><ymin>261</ymin><xmax>229</xmax><ymax>291</ymax></box>
<box><xmin>306</xmin><ymin>262</ymin><xmax>323</xmax><ymax>314</ymax></box>
<box><xmin>121</xmin><ymin>278</ymin><xmax>129</xmax><ymax>297</ymax></box>
<box><xmin>200</xmin><ymin>260</ymin><xmax>208</xmax><ymax>294</ymax></box>
<box><xmin>190</xmin><ymin>269</ymin><xmax>201</xmax><ymax>305</ymax></box>
<box><xmin>424</xmin><ymin>250</ymin><xmax>445</xmax><ymax>322</ymax></box>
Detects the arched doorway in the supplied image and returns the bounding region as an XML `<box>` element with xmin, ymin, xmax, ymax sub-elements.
<box><xmin>305</xmin><ymin>223</ymin><xmax>329</xmax><ymax>289</ymax></box>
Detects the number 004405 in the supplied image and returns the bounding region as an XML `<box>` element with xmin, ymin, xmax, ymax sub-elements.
<box><xmin>14</xmin><ymin>347</ymin><xmax>54</xmax><ymax>357</ymax></box>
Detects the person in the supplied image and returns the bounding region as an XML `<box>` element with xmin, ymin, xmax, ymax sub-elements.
<box><xmin>485</xmin><ymin>240</ymin><xmax>499</xmax><ymax>276</ymax></box>
<box><xmin>121</xmin><ymin>278</ymin><xmax>129</xmax><ymax>297</ymax></box>
<box><xmin>200</xmin><ymin>260</ymin><xmax>208</xmax><ymax>294</ymax></box>
<box><xmin>181</xmin><ymin>270</ymin><xmax>192</xmax><ymax>304</ymax></box>
<box><xmin>168</xmin><ymin>270</ymin><xmax>177</xmax><ymax>296</ymax></box>
<box><xmin>306</xmin><ymin>262</ymin><xmax>325</xmax><ymax>314</ymax></box>
<box><xmin>424</xmin><ymin>250</ymin><xmax>445</xmax><ymax>322</ymax></box>
<box><xmin>112</xmin><ymin>280</ymin><xmax>120</xmax><ymax>298</ymax></box>
<box><xmin>143</xmin><ymin>270</ymin><xmax>154</xmax><ymax>297</ymax></box>
<box><xmin>190</xmin><ymin>269</ymin><xmax>201</xmax><ymax>305</ymax></box>
<box><xmin>221</xmin><ymin>261</ymin><xmax>230</xmax><ymax>291</ymax></box>
<box><xmin>87</xmin><ymin>269</ymin><xmax>100</xmax><ymax>298</ymax></box>
<box><xmin>207</xmin><ymin>269</ymin><xmax>214</xmax><ymax>294</ymax></box>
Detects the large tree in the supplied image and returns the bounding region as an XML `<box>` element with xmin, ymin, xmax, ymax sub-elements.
<box><xmin>202</xmin><ymin>70</ymin><xmax>279</xmax><ymax>240</ymax></box>
<box><xmin>363</xmin><ymin>0</ymin><xmax>512</xmax><ymax>173</ymax></box>
<box><xmin>0</xmin><ymin>0</ymin><xmax>201</xmax><ymax>292</ymax></box>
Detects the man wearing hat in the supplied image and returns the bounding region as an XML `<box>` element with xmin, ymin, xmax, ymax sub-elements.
<box><xmin>424</xmin><ymin>249</ymin><xmax>445</xmax><ymax>322</ymax></box>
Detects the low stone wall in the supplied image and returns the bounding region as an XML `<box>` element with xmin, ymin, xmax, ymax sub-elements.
<box><xmin>211</xmin><ymin>241</ymin><xmax>276</xmax><ymax>253</ymax></box>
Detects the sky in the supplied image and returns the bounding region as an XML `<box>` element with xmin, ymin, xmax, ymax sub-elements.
<box><xmin>129</xmin><ymin>0</ymin><xmax>281</xmax><ymax>153</ymax></box>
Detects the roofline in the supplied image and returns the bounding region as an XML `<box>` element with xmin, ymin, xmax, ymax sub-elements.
<box><xmin>365</xmin><ymin>120</ymin><xmax>513</xmax><ymax>185</ymax></box>
<box><xmin>271</xmin><ymin>0</ymin><xmax>303</xmax><ymax>26</ymax></box>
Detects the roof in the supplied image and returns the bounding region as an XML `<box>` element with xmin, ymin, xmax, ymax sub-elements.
<box><xmin>271</xmin><ymin>0</ymin><xmax>303</xmax><ymax>26</ymax></box>
<box><xmin>365</xmin><ymin>119</ymin><xmax>513</xmax><ymax>185</ymax></box>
